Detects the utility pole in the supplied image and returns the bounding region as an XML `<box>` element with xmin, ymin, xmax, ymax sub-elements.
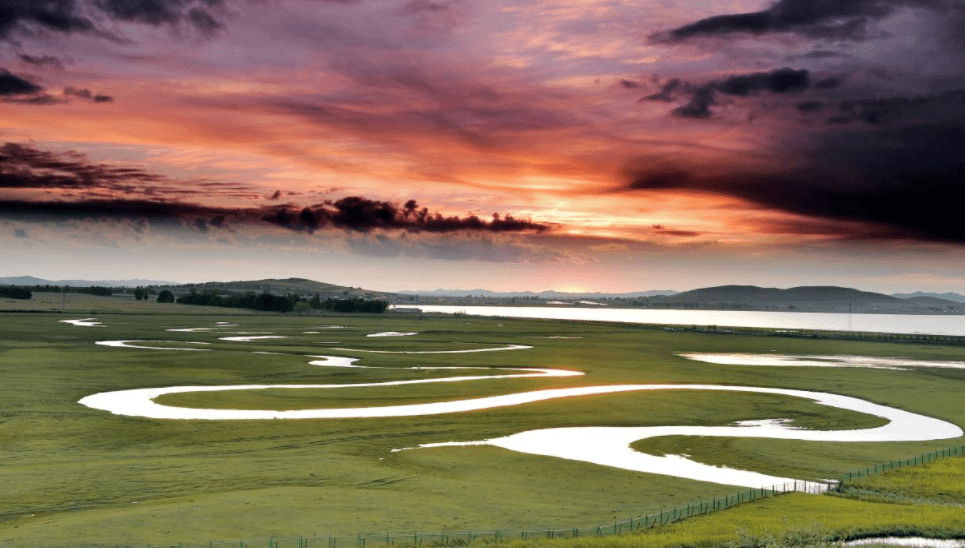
<box><xmin>848</xmin><ymin>300</ymin><xmax>852</xmax><ymax>331</ymax></box>
<box><xmin>62</xmin><ymin>285</ymin><xmax>66</xmax><ymax>312</ymax></box>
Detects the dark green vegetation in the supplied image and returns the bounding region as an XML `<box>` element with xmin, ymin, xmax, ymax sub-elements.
<box><xmin>0</xmin><ymin>286</ymin><xmax>31</xmax><ymax>299</ymax></box>
<box><xmin>1</xmin><ymin>311</ymin><xmax>964</xmax><ymax>547</ymax></box>
<box><xmin>163</xmin><ymin>278</ymin><xmax>391</xmax><ymax>313</ymax></box>
<box><xmin>312</xmin><ymin>296</ymin><xmax>389</xmax><ymax>313</ymax></box>
<box><xmin>176</xmin><ymin>289</ymin><xmax>300</xmax><ymax>312</ymax></box>
<box><xmin>165</xmin><ymin>277</ymin><xmax>394</xmax><ymax>300</ymax></box>
<box><xmin>1</xmin><ymin>284</ymin><xmax>113</xmax><ymax>298</ymax></box>
<box><xmin>175</xmin><ymin>290</ymin><xmax>388</xmax><ymax>313</ymax></box>
<box><xmin>132</xmin><ymin>287</ymin><xmax>151</xmax><ymax>301</ymax></box>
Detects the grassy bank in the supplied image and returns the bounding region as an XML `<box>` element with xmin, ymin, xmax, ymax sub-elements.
<box><xmin>836</xmin><ymin>452</ymin><xmax>965</xmax><ymax>506</ymax></box>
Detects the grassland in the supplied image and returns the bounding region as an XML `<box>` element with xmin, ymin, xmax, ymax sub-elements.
<box><xmin>1</xmin><ymin>306</ymin><xmax>965</xmax><ymax>547</ymax></box>
<box><xmin>499</xmin><ymin>454</ymin><xmax>965</xmax><ymax>548</ymax></box>
<box><xmin>0</xmin><ymin>291</ymin><xmax>260</xmax><ymax>313</ymax></box>
<box><xmin>836</xmin><ymin>453</ymin><xmax>965</xmax><ymax>506</ymax></box>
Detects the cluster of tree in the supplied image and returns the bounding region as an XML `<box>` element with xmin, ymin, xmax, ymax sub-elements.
<box><xmin>175</xmin><ymin>290</ymin><xmax>299</xmax><ymax>313</ymax></box>
<box><xmin>84</xmin><ymin>286</ymin><xmax>113</xmax><ymax>296</ymax></box>
<box><xmin>308</xmin><ymin>295</ymin><xmax>388</xmax><ymax>313</ymax></box>
<box><xmin>152</xmin><ymin>289</ymin><xmax>387</xmax><ymax>314</ymax></box>
<box><xmin>0</xmin><ymin>286</ymin><xmax>32</xmax><ymax>299</ymax></box>
<box><xmin>12</xmin><ymin>284</ymin><xmax>113</xmax><ymax>296</ymax></box>
<box><xmin>133</xmin><ymin>287</ymin><xmax>152</xmax><ymax>300</ymax></box>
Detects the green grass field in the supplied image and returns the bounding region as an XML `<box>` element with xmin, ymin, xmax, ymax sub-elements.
<box><xmin>2</xmin><ymin>306</ymin><xmax>965</xmax><ymax>547</ymax></box>
<box><xmin>501</xmin><ymin>453</ymin><xmax>965</xmax><ymax>548</ymax></box>
<box><xmin>0</xmin><ymin>291</ymin><xmax>261</xmax><ymax>314</ymax></box>
<box><xmin>836</xmin><ymin>452</ymin><xmax>965</xmax><ymax>506</ymax></box>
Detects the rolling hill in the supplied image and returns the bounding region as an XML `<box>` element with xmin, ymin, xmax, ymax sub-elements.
<box><xmin>161</xmin><ymin>278</ymin><xmax>395</xmax><ymax>299</ymax></box>
<box><xmin>642</xmin><ymin>285</ymin><xmax>965</xmax><ymax>314</ymax></box>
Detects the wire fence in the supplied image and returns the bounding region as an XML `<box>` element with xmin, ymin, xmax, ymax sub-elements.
<box><xmin>76</xmin><ymin>480</ymin><xmax>829</xmax><ymax>548</ymax></box>
<box><xmin>837</xmin><ymin>443</ymin><xmax>965</xmax><ymax>483</ymax></box>
<box><xmin>75</xmin><ymin>444</ymin><xmax>965</xmax><ymax>548</ymax></box>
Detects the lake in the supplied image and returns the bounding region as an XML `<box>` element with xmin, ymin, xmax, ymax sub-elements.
<box><xmin>396</xmin><ymin>305</ymin><xmax>965</xmax><ymax>336</ymax></box>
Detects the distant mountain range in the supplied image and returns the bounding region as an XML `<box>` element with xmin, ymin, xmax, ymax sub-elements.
<box><xmin>639</xmin><ymin>285</ymin><xmax>965</xmax><ymax>314</ymax></box>
<box><xmin>399</xmin><ymin>284</ymin><xmax>965</xmax><ymax>314</ymax></box>
<box><xmin>4</xmin><ymin>276</ymin><xmax>965</xmax><ymax>314</ymax></box>
<box><xmin>397</xmin><ymin>289</ymin><xmax>679</xmax><ymax>298</ymax></box>
<box><xmin>0</xmin><ymin>276</ymin><xmax>179</xmax><ymax>287</ymax></box>
<box><xmin>165</xmin><ymin>278</ymin><xmax>392</xmax><ymax>298</ymax></box>
<box><xmin>891</xmin><ymin>291</ymin><xmax>965</xmax><ymax>303</ymax></box>
<box><xmin>0</xmin><ymin>276</ymin><xmax>391</xmax><ymax>298</ymax></box>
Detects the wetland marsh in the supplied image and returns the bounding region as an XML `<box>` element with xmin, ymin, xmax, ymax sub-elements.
<box><xmin>3</xmin><ymin>310</ymin><xmax>965</xmax><ymax>547</ymax></box>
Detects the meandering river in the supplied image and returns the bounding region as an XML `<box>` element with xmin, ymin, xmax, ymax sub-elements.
<box><xmin>70</xmin><ymin>319</ymin><xmax>965</xmax><ymax>491</ymax></box>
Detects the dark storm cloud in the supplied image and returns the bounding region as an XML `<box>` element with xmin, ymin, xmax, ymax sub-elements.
<box><xmin>18</xmin><ymin>54</ymin><xmax>65</xmax><ymax>69</ymax></box>
<box><xmin>814</xmin><ymin>76</ymin><xmax>844</xmax><ymax>89</ymax></box>
<box><xmin>95</xmin><ymin>0</ymin><xmax>225</xmax><ymax>34</ymax></box>
<box><xmin>785</xmin><ymin>50</ymin><xmax>849</xmax><ymax>61</ymax></box>
<box><xmin>0</xmin><ymin>72</ymin><xmax>110</xmax><ymax>105</ymax></box>
<box><xmin>625</xmin><ymin>89</ymin><xmax>965</xmax><ymax>242</ymax></box>
<box><xmin>185</xmin><ymin>6</ymin><xmax>222</xmax><ymax>35</ymax></box>
<box><xmin>0</xmin><ymin>0</ymin><xmax>96</xmax><ymax>40</ymax></box>
<box><xmin>824</xmin><ymin>93</ymin><xmax>957</xmax><ymax>124</ymax></box>
<box><xmin>0</xmin><ymin>142</ymin><xmax>164</xmax><ymax>191</ymax></box>
<box><xmin>643</xmin><ymin>78</ymin><xmax>680</xmax><ymax>102</ymax></box>
<box><xmin>0</xmin><ymin>143</ymin><xmax>549</xmax><ymax>235</ymax></box>
<box><xmin>672</xmin><ymin>87</ymin><xmax>715</xmax><ymax>119</ymax></box>
<box><xmin>63</xmin><ymin>86</ymin><xmax>113</xmax><ymax>102</ymax></box>
<box><xmin>0</xmin><ymin>69</ymin><xmax>42</xmax><ymax>95</ymax></box>
<box><xmin>0</xmin><ymin>0</ymin><xmax>226</xmax><ymax>41</ymax></box>
<box><xmin>263</xmin><ymin>197</ymin><xmax>549</xmax><ymax>233</ymax></box>
<box><xmin>0</xmin><ymin>142</ymin><xmax>257</xmax><ymax>203</ymax></box>
<box><xmin>653</xmin><ymin>0</ymin><xmax>948</xmax><ymax>43</ymax></box>
<box><xmin>0</xmin><ymin>197</ymin><xmax>549</xmax><ymax>234</ymax></box>
<box><xmin>0</xmin><ymin>198</ymin><xmax>233</xmax><ymax>222</ymax></box>
<box><xmin>715</xmin><ymin>68</ymin><xmax>810</xmax><ymax>96</ymax></box>
<box><xmin>646</xmin><ymin>69</ymin><xmax>812</xmax><ymax>119</ymax></box>
<box><xmin>0</xmin><ymin>69</ymin><xmax>64</xmax><ymax>104</ymax></box>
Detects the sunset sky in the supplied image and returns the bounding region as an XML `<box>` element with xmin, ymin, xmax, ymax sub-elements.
<box><xmin>2</xmin><ymin>0</ymin><xmax>964</xmax><ymax>292</ymax></box>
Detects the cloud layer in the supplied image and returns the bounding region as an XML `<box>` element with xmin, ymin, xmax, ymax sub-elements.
<box><xmin>655</xmin><ymin>0</ymin><xmax>955</xmax><ymax>42</ymax></box>
<box><xmin>0</xmin><ymin>0</ymin><xmax>225</xmax><ymax>41</ymax></box>
<box><xmin>1</xmin><ymin>0</ymin><xmax>964</xmax><ymax>288</ymax></box>
<box><xmin>0</xmin><ymin>143</ymin><xmax>549</xmax><ymax>234</ymax></box>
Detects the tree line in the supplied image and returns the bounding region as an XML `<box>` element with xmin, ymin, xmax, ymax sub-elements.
<box><xmin>309</xmin><ymin>295</ymin><xmax>389</xmax><ymax>313</ymax></box>
<box><xmin>133</xmin><ymin>287</ymin><xmax>152</xmax><ymax>300</ymax></box>
<box><xmin>174</xmin><ymin>290</ymin><xmax>300</xmax><ymax>312</ymax></box>
<box><xmin>1</xmin><ymin>285</ymin><xmax>115</xmax><ymax>297</ymax></box>
<box><xmin>172</xmin><ymin>290</ymin><xmax>388</xmax><ymax>314</ymax></box>
<box><xmin>0</xmin><ymin>286</ymin><xmax>32</xmax><ymax>299</ymax></box>
<box><xmin>0</xmin><ymin>282</ymin><xmax>388</xmax><ymax>313</ymax></box>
